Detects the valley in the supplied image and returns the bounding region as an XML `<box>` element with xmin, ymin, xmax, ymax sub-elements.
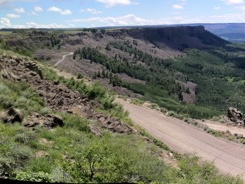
<box><xmin>2</xmin><ymin>26</ymin><xmax>244</xmax><ymax>119</ymax></box>
<box><xmin>0</xmin><ymin>26</ymin><xmax>245</xmax><ymax>183</ymax></box>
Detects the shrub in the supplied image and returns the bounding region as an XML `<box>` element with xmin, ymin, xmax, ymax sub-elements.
<box><xmin>10</xmin><ymin>145</ymin><xmax>33</xmax><ymax>164</ymax></box>
<box><xmin>25</xmin><ymin>158</ymin><xmax>53</xmax><ymax>174</ymax></box>
<box><xmin>62</xmin><ymin>113</ymin><xmax>90</xmax><ymax>132</ymax></box>
<box><xmin>178</xmin><ymin>155</ymin><xmax>243</xmax><ymax>183</ymax></box>
<box><xmin>15</xmin><ymin>171</ymin><xmax>52</xmax><ymax>182</ymax></box>
<box><xmin>87</xmin><ymin>83</ymin><xmax>106</xmax><ymax>100</ymax></box>
<box><xmin>0</xmin><ymin>83</ymin><xmax>10</xmax><ymax>94</ymax></box>
<box><xmin>77</xmin><ymin>73</ymin><xmax>84</xmax><ymax>79</ymax></box>
<box><xmin>14</xmin><ymin>132</ymin><xmax>36</xmax><ymax>146</ymax></box>
<box><xmin>0</xmin><ymin>157</ymin><xmax>16</xmax><ymax>178</ymax></box>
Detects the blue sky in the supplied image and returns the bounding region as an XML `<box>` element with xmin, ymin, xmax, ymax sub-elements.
<box><xmin>0</xmin><ymin>0</ymin><xmax>245</xmax><ymax>28</ymax></box>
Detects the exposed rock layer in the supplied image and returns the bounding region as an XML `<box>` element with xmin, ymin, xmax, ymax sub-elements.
<box><xmin>0</xmin><ymin>54</ymin><xmax>132</xmax><ymax>133</ymax></box>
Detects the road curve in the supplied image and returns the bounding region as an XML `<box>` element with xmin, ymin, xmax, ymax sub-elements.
<box><xmin>54</xmin><ymin>52</ymin><xmax>73</xmax><ymax>66</ymax></box>
<box><xmin>116</xmin><ymin>98</ymin><xmax>245</xmax><ymax>180</ymax></box>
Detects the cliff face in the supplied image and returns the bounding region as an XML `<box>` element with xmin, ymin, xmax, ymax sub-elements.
<box><xmin>0</xmin><ymin>26</ymin><xmax>229</xmax><ymax>53</ymax></box>
<box><xmin>107</xmin><ymin>26</ymin><xmax>229</xmax><ymax>50</ymax></box>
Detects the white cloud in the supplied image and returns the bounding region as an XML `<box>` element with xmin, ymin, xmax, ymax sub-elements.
<box><xmin>14</xmin><ymin>7</ymin><xmax>25</xmax><ymax>13</ymax></box>
<box><xmin>213</xmin><ymin>6</ymin><xmax>221</xmax><ymax>10</ymax></box>
<box><xmin>30</xmin><ymin>10</ymin><xmax>38</xmax><ymax>16</ymax></box>
<box><xmin>0</xmin><ymin>0</ymin><xmax>33</xmax><ymax>7</ymax></box>
<box><xmin>6</xmin><ymin>13</ymin><xmax>20</xmax><ymax>18</ymax></box>
<box><xmin>236</xmin><ymin>5</ymin><xmax>245</xmax><ymax>10</ymax></box>
<box><xmin>0</xmin><ymin>19</ymin><xmax>70</xmax><ymax>28</ymax></box>
<box><xmin>60</xmin><ymin>9</ymin><xmax>72</xmax><ymax>15</ymax></box>
<box><xmin>80</xmin><ymin>8</ymin><xmax>102</xmax><ymax>14</ymax></box>
<box><xmin>68</xmin><ymin>11</ymin><xmax>245</xmax><ymax>27</ymax></box>
<box><xmin>48</xmin><ymin>6</ymin><xmax>61</xmax><ymax>12</ymax></box>
<box><xmin>68</xmin><ymin>14</ymin><xmax>169</xmax><ymax>26</ymax></box>
<box><xmin>222</xmin><ymin>0</ymin><xmax>244</xmax><ymax>4</ymax></box>
<box><xmin>47</xmin><ymin>6</ymin><xmax>72</xmax><ymax>15</ymax></box>
<box><xmin>96</xmin><ymin>0</ymin><xmax>132</xmax><ymax>7</ymax></box>
<box><xmin>34</xmin><ymin>6</ymin><xmax>43</xmax><ymax>12</ymax></box>
<box><xmin>0</xmin><ymin>17</ymin><xmax>11</xmax><ymax>27</ymax></box>
<box><xmin>209</xmin><ymin>12</ymin><xmax>245</xmax><ymax>22</ymax></box>
<box><xmin>173</xmin><ymin>4</ymin><xmax>184</xmax><ymax>9</ymax></box>
<box><xmin>25</xmin><ymin>22</ymin><xmax>66</xmax><ymax>28</ymax></box>
<box><xmin>30</xmin><ymin>6</ymin><xmax>43</xmax><ymax>16</ymax></box>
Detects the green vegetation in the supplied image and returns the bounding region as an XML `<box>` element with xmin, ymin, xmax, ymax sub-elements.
<box><xmin>0</xmin><ymin>31</ymin><xmax>62</xmax><ymax>57</ymax></box>
<box><xmin>0</xmin><ymin>47</ymin><xmax>242</xmax><ymax>182</ymax></box>
<box><xmin>73</xmin><ymin>41</ymin><xmax>245</xmax><ymax>119</ymax></box>
<box><xmin>0</xmin><ymin>29</ymin><xmax>245</xmax><ymax>184</ymax></box>
<box><xmin>1</xmin><ymin>28</ymin><xmax>245</xmax><ymax>181</ymax></box>
<box><xmin>41</xmin><ymin>66</ymin><xmax>127</xmax><ymax>121</ymax></box>
<box><xmin>1</xmin><ymin>121</ymin><xmax>242</xmax><ymax>183</ymax></box>
<box><xmin>0</xmin><ymin>75</ymin><xmax>241</xmax><ymax>183</ymax></box>
<box><xmin>0</xmin><ymin>79</ymin><xmax>44</xmax><ymax>116</ymax></box>
<box><xmin>2</xmin><ymin>29</ymin><xmax>245</xmax><ymax>119</ymax></box>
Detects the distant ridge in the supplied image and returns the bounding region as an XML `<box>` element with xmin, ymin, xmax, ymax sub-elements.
<box><xmin>105</xmin><ymin>26</ymin><xmax>229</xmax><ymax>50</ymax></box>
<box><xmin>1</xmin><ymin>23</ymin><xmax>244</xmax><ymax>42</ymax></box>
<box><xmin>96</xmin><ymin>23</ymin><xmax>245</xmax><ymax>43</ymax></box>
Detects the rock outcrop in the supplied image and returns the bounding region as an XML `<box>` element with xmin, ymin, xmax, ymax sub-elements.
<box><xmin>227</xmin><ymin>107</ymin><xmax>245</xmax><ymax>126</ymax></box>
<box><xmin>23</xmin><ymin>114</ymin><xmax>64</xmax><ymax>129</ymax></box>
<box><xmin>103</xmin><ymin>26</ymin><xmax>229</xmax><ymax>51</ymax></box>
<box><xmin>0</xmin><ymin>108</ymin><xmax>24</xmax><ymax>123</ymax></box>
<box><xmin>0</xmin><ymin>54</ymin><xmax>132</xmax><ymax>133</ymax></box>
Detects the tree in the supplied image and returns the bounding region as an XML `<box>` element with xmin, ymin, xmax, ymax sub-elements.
<box><xmin>91</xmin><ymin>29</ymin><xmax>98</xmax><ymax>34</ymax></box>
<box><xmin>101</xmin><ymin>29</ymin><xmax>106</xmax><ymax>34</ymax></box>
<box><xmin>105</xmin><ymin>44</ymin><xmax>111</xmax><ymax>51</ymax></box>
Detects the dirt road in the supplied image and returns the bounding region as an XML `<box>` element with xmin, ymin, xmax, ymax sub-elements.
<box><xmin>116</xmin><ymin>98</ymin><xmax>245</xmax><ymax>179</ymax></box>
<box><xmin>200</xmin><ymin>120</ymin><xmax>245</xmax><ymax>137</ymax></box>
<box><xmin>54</xmin><ymin>52</ymin><xmax>73</xmax><ymax>66</ymax></box>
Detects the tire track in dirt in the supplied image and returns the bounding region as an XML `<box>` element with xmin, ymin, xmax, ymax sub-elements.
<box><xmin>54</xmin><ymin>52</ymin><xmax>73</xmax><ymax>66</ymax></box>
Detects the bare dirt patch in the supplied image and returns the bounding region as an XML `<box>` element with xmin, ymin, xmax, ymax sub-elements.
<box><xmin>200</xmin><ymin>120</ymin><xmax>245</xmax><ymax>137</ymax></box>
<box><xmin>159</xmin><ymin>150</ymin><xmax>179</xmax><ymax>169</ymax></box>
<box><xmin>36</xmin><ymin>151</ymin><xmax>49</xmax><ymax>158</ymax></box>
<box><xmin>124</xmin><ymin>36</ymin><xmax>183</xmax><ymax>59</ymax></box>
<box><xmin>39</xmin><ymin>138</ymin><xmax>53</xmax><ymax>147</ymax></box>
<box><xmin>177</xmin><ymin>80</ymin><xmax>197</xmax><ymax>104</ymax></box>
<box><xmin>117</xmin><ymin>73</ymin><xmax>146</xmax><ymax>84</ymax></box>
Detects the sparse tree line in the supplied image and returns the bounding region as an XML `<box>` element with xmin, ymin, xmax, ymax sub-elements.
<box><xmin>73</xmin><ymin>46</ymin><xmax>183</xmax><ymax>99</ymax></box>
<box><xmin>46</xmin><ymin>35</ymin><xmax>61</xmax><ymax>49</ymax></box>
<box><xmin>72</xmin><ymin>42</ymin><xmax>245</xmax><ymax>118</ymax></box>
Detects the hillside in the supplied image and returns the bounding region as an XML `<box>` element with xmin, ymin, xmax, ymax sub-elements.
<box><xmin>1</xmin><ymin>26</ymin><xmax>245</xmax><ymax>119</ymax></box>
<box><xmin>106</xmin><ymin>26</ymin><xmax>229</xmax><ymax>50</ymax></box>
<box><xmin>0</xmin><ymin>49</ymin><xmax>243</xmax><ymax>183</ymax></box>
<box><xmin>95</xmin><ymin>23</ymin><xmax>245</xmax><ymax>43</ymax></box>
<box><xmin>0</xmin><ymin>26</ymin><xmax>245</xmax><ymax>182</ymax></box>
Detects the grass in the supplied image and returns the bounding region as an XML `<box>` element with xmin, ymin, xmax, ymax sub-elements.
<box><xmin>128</xmin><ymin>82</ymin><xmax>221</xmax><ymax>119</ymax></box>
<box><xmin>205</xmin><ymin>128</ymin><xmax>245</xmax><ymax>145</ymax></box>
<box><xmin>183</xmin><ymin>117</ymin><xmax>245</xmax><ymax>145</ymax></box>
<box><xmin>0</xmin><ymin>49</ymin><xmax>243</xmax><ymax>183</ymax></box>
<box><xmin>41</xmin><ymin>65</ymin><xmax>130</xmax><ymax>122</ymax></box>
<box><xmin>130</xmin><ymin>98</ymin><xmax>145</xmax><ymax>106</ymax></box>
<box><xmin>0</xmin><ymin>79</ymin><xmax>44</xmax><ymax>116</ymax></box>
<box><xmin>0</xmin><ymin>122</ymin><xmax>242</xmax><ymax>183</ymax></box>
<box><xmin>0</xmin><ymin>31</ymin><xmax>12</xmax><ymax>35</ymax></box>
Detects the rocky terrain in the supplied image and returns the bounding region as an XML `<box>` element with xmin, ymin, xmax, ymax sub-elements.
<box><xmin>0</xmin><ymin>54</ymin><xmax>132</xmax><ymax>133</ymax></box>
<box><xmin>227</xmin><ymin>107</ymin><xmax>245</xmax><ymax>126</ymax></box>
<box><xmin>0</xmin><ymin>26</ymin><xmax>245</xmax><ymax>183</ymax></box>
<box><xmin>1</xmin><ymin>26</ymin><xmax>245</xmax><ymax>118</ymax></box>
